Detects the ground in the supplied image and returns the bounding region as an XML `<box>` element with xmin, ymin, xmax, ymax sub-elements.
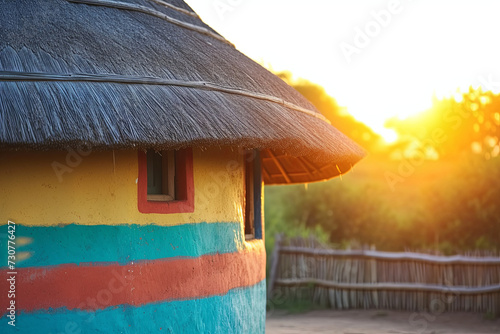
<box><xmin>266</xmin><ymin>310</ymin><xmax>500</xmax><ymax>334</ymax></box>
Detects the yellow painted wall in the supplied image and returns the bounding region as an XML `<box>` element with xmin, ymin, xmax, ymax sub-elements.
<box><xmin>0</xmin><ymin>148</ymin><xmax>246</xmax><ymax>227</ymax></box>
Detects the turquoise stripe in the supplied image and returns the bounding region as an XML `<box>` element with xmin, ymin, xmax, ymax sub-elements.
<box><xmin>2</xmin><ymin>280</ymin><xmax>266</xmax><ymax>334</ymax></box>
<box><xmin>0</xmin><ymin>222</ymin><xmax>242</xmax><ymax>268</ymax></box>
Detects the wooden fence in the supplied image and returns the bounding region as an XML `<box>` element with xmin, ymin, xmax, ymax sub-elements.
<box><xmin>267</xmin><ymin>235</ymin><xmax>500</xmax><ymax>314</ymax></box>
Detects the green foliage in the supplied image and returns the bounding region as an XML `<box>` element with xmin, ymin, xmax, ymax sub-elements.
<box><xmin>270</xmin><ymin>298</ymin><xmax>320</xmax><ymax>314</ymax></box>
<box><xmin>387</xmin><ymin>88</ymin><xmax>500</xmax><ymax>160</ymax></box>
<box><xmin>483</xmin><ymin>311</ymin><xmax>498</xmax><ymax>321</ymax></box>
<box><xmin>265</xmin><ymin>76</ymin><xmax>500</xmax><ymax>254</ymax></box>
<box><xmin>267</xmin><ymin>286</ymin><xmax>323</xmax><ymax>314</ymax></box>
<box><xmin>265</xmin><ymin>154</ymin><xmax>500</xmax><ymax>253</ymax></box>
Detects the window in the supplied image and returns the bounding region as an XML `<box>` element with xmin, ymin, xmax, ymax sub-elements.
<box><xmin>146</xmin><ymin>150</ymin><xmax>176</xmax><ymax>201</ymax></box>
<box><xmin>138</xmin><ymin>149</ymin><xmax>194</xmax><ymax>214</ymax></box>
<box><xmin>244</xmin><ymin>150</ymin><xmax>263</xmax><ymax>240</ymax></box>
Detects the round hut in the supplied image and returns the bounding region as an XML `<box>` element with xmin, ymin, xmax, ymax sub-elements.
<box><xmin>0</xmin><ymin>0</ymin><xmax>364</xmax><ymax>332</ymax></box>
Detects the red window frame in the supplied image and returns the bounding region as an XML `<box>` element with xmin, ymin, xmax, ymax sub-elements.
<box><xmin>138</xmin><ymin>148</ymin><xmax>194</xmax><ymax>214</ymax></box>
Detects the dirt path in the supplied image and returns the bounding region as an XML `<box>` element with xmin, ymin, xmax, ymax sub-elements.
<box><xmin>266</xmin><ymin>310</ymin><xmax>500</xmax><ymax>334</ymax></box>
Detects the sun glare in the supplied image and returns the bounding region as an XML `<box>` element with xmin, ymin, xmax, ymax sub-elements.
<box><xmin>327</xmin><ymin>84</ymin><xmax>433</xmax><ymax>144</ymax></box>
<box><xmin>378</xmin><ymin>128</ymin><xmax>398</xmax><ymax>144</ymax></box>
<box><xmin>185</xmin><ymin>0</ymin><xmax>500</xmax><ymax>148</ymax></box>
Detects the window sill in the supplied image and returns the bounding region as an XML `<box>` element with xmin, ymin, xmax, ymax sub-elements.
<box><xmin>147</xmin><ymin>194</ymin><xmax>174</xmax><ymax>202</ymax></box>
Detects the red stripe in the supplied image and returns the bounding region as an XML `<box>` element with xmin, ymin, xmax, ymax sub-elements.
<box><xmin>1</xmin><ymin>242</ymin><xmax>265</xmax><ymax>313</ymax></box>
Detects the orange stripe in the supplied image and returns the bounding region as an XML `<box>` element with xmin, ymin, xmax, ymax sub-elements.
<box><xmin>0</xmin><ymin>242</ymin><xmax>265</xmax><ymax>313</ymax></box>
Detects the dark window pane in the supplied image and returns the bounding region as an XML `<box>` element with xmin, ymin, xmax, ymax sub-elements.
<box><xmin>245</xmin><ymin>152</ymin><xmax>255</xmax><ymax>236</ymax></box>
<box><xmin>147</xmin><ymin>151</ymin><xmax>163</xmax><ymax>195</ymax></box>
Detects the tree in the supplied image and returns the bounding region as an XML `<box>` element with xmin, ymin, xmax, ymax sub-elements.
<box><xmin>387</xmin><ymin>88</ymin><xmax>500</xmax><ymax>160</ymax></box>
<box><xmin>277</xmin><ymin>72</ymin><xmax>383</xmax><ymax>153</ymax></box>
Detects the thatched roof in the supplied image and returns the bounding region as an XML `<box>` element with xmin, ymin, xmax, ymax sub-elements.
<box><xmin>0</xmin><ymin>0</ymin><xmax>365</xmax><ymax>184</ymax></box>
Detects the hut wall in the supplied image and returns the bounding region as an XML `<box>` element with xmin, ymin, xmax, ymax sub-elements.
<box><xmin>0</xmin><ymin>148</ymin><xmax>265</xmax><ymax>333</ymax></box>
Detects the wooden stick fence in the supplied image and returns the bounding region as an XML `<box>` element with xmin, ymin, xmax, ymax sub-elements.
<box><xmin>267</xmin><ymin>236</ymin><xmax>500</xmax><ymax>314</ymax></box>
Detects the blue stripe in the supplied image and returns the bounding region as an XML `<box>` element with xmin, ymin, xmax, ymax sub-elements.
<box><xmin>2</xmin><ymin>280</ymin><xmax>266</xmax><ymax>334</ymax></box>
<box><xmin>0</xmin><ymin>222</ymin><xmax>242</xmax><ymax>268</ymax></box>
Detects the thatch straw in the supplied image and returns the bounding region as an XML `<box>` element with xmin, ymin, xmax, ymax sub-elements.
<box><xmin>0</xmin><ymin>0</ymin><xmax>365</xmax><ymax>183</ymax></box>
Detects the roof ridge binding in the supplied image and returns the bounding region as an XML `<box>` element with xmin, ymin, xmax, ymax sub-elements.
<box><xmin>148</xmin><ymin>0</ymin><xmax>199</xmax><ymax>18</ymax></box>
<box><xmin>0</xmin><ymin>70</ymin><xmax>331</xmax><ymax>125</ymax></box>
<box><xmin>67</xmin><ymin>0</ymin><xmax>233</xmax><ymax>46</ymax></box>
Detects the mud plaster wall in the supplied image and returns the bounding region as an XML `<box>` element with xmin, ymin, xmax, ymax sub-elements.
<box><xmin>0</xmin><ymin>148</ymin><xmax>266</xmax><ymax>333</ymax></box>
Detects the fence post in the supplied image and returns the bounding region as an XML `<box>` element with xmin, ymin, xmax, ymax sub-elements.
<box><xmin>370</xmin><ymin>245</ymin><xmax>378</xmax><ymax>308</ymax></box>
<box><xmin>267</xmin><ymin>233</ymin><xmax>283</xmax><ymax>300</ymax></box>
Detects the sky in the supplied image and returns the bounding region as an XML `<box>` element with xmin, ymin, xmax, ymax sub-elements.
<box><xmin>185</xmin><ymin>0</ymin><xmax>500</xmax><ymax>142</ymax></box>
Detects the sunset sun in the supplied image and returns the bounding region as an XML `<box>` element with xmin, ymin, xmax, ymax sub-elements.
<box><xmin>186</xmin><ymin>0</ymin><xmax>500</xmax><ymax>146</ymax></box>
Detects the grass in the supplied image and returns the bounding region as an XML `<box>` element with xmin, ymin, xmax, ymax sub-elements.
<box><xmin>371</xmin><ymin>311</ymin><xmax>389</xmax><ymax>318</ymax></box>
<box><xmin>483</xmin><ymin>311</ymin><xmax>498</xmax><ymax>321</ymax></box>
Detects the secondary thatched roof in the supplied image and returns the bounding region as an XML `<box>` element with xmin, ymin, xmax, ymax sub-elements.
<box><xmin>0</xmin><ymin>0</ymin><xmax>365</xmax><ymax>184</ymax></box>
